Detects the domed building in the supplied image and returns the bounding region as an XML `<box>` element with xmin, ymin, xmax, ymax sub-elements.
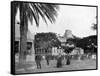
<box><xmin>58</xmin><ymin>30</ymin><xmax>74</xmax><ymax>46</ymax></box>
<box><xmin>64</xmin><ymin>30</ymin><xmax>74</xmax><ymax>40</ymax></box>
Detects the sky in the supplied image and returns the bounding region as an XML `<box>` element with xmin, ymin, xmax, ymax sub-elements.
<box><xmin>16</xmin><ymin>4</ymin><xmax>97</xmax><ymax>38</ymax></box>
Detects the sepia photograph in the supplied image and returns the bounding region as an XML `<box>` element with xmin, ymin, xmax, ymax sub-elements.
<box><xmin>11</xmin><ymin>1</ymin><xmax>98</xmax><ymax>75</ymax></box>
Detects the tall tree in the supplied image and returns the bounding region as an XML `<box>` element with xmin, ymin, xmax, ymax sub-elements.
<box><xmin>13</xmin><ymin>1</ymin><xmax>59</xmax><ymax>64</ymax></box>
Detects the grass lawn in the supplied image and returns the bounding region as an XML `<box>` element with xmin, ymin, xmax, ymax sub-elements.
<box><xmin>15</xmin><ymin>59</ymin><xmax>96</xmax><ymax>74</ymax></box>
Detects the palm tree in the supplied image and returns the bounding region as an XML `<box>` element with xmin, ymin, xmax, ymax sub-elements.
<box><xmin>91</xmin><ymin>16</ymin><xmax>97</xmax><ymax>31</ymax></box>
<box><xmin>91</xmin><ymin>23</ymin><xmax>97</xmax><ymax>30</ymax></box>
<box><xmin>13</xmin><ymin>1</ymin><xmax>59</xmax><ymax>64</ymax></box>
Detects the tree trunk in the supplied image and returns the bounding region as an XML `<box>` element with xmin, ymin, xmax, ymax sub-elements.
<box><xmin>19</xmin><ymin>3</ymin><xmax>28</xmax><ymax>64</ymax></box>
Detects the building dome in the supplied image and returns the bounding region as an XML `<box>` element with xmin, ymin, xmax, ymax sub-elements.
<box><xmin>64</xmin><ymin>30</ymin><xmax>74</xmax><ymax>39</ymax></box>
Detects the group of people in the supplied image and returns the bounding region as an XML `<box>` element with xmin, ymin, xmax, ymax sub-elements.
<box><xmin>35</xmin><ymin>54</ymin><xmax>51</xmax><ymax>69</ymax></box>
<box><xmin>34</xmin><ymin>45</ymin><xmax>84</xmax><ymax>69</ymax></box>
<box><xmin>35</xmin><ymin>53</ymin><xmax>71</xmax><ymax>69</ymax></box>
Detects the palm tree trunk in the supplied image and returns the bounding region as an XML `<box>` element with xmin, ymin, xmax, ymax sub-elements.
<box><xmin>19</xmin><ymin>3</ymin><xmax>28</xmax><ymax>64</ymax></box>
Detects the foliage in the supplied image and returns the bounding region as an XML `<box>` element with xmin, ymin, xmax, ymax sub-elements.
<box><xmin>34</xmin><ymin>32</ymin><xmax>61</xmax><ymax>49</ymax></box>
<box><xmin>91</xmin><ymin>23</ymin><xmax>97</xmax><ymax>30</ymax></box>
<box><xmin>76</xmin><ymin>35</ymin><xmax>97</xmax><ymax>53</ymax></box>
<box><xmin>14</xmin><ymin>2</ymin><xmax>59</xmax><ymax>26</ymax></box>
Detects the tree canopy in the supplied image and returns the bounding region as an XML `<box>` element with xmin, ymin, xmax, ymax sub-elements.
<box><xmin>76</xmin><ymin>35</ymin><xmax>97</xmax><ymax>53</ymax></box>
<box><xmin>34</xmin><ymin>32</ymin><xmax>61</xmax><ymax>49</ymax></box>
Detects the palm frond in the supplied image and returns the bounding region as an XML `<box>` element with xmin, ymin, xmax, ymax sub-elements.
<box><xmin>32</xmin><ymin>3</ymin><xmax>48</xmax><ymax>25</ymax></box>
<box><xmin>30</xmin><ymin>3</ymin><xmax>59</xmax><ymax>25</ymax></box>
<box><xmin>91</xmin><ymin>23</ymin><xmax>97</xmax><ymax>30</ymax></box>
<box><xmin>14</xmin><ymin>2</ymin><xmax>59</xmax><ymax>27</ymax></box>
<box><xmin>38</xmin><ymin>3</ymin><xmax>58</xmax><ymax>23</ymax></box>
<box><xmin>28</xmin><ymin>3</ymin><xmax>39</xmax><ymax>27</ymax></box>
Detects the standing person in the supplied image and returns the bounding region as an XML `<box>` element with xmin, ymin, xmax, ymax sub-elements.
<box><xmin>45</xmin><ymin>48</ymin><xmax>50</xmax><ymax>65</ymax></box>
<box><xmin>35</xmin><ymin>48</ymin><xmax>42</xmax><ymax>69</ymax></box>
<box><xmin>35</xmin><ymin>54</ymin><xmax>42</xmax><ymax>69</ymax></box>
<box><xmin>45</xmin><ymin>55</ymin><xmax>50</xmax><ymax>65</ymax></box>
<box><xmin>56</xmin><ymin>53</ymin><xmax>62</xmax><ymax>68</ymax></box>
<box><xmin>64</xmin><ymin>47</ymin><xmax>71</xmax><ymax>65</ymax></box>
<box><xmin>66</xmin><ymin>54</ymin><xmax>70</xmax><ymax>65</ymax></box>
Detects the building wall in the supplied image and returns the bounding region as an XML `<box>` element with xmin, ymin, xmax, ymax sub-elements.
<box><xmin>15</xmin><ymin>23</ymin><xmax>35</xmax><ymax>62</ymax></box>
<box><xmin>52</xmin><ymin>47</ymin><xmax>64</xmax><ymax>56</ymax></box>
